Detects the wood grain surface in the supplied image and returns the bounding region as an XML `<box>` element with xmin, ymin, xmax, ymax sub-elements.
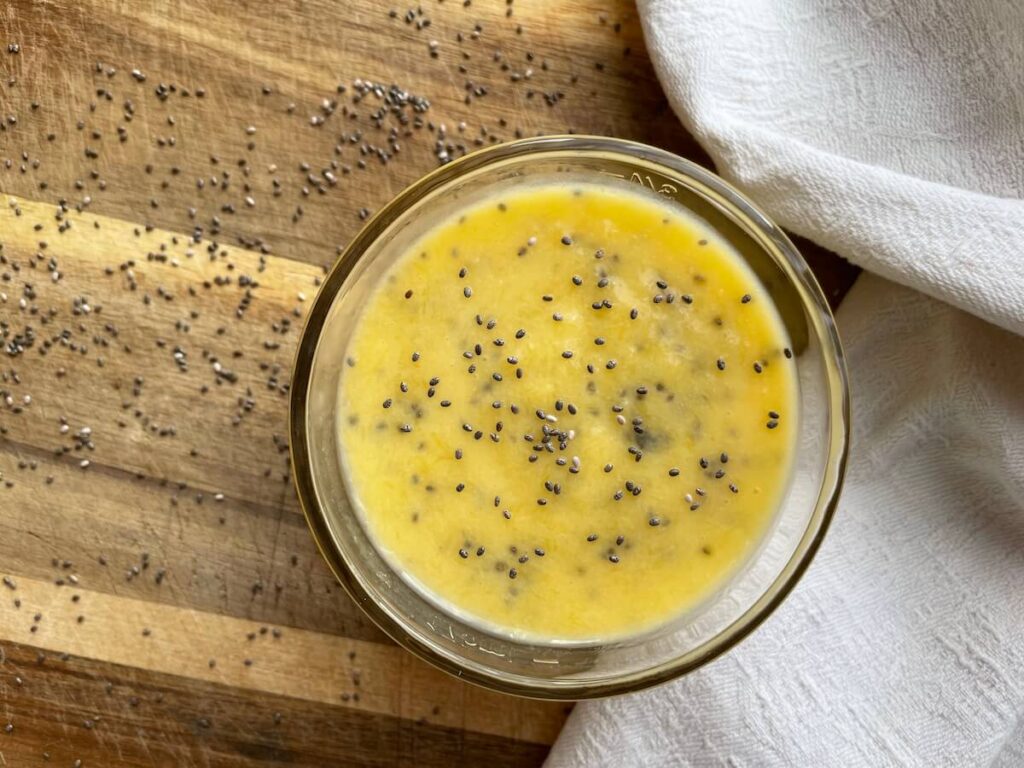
<box><xmin>0</xmin><ymin>1</ymin><xmax>858</xmax><ymax>765</ymax></box>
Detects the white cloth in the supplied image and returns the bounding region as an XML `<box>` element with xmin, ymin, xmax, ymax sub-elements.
<box><xmin>548</xmin><ymin>1</ymin><xmax>1024</xmax><ymax>765</ymax></box>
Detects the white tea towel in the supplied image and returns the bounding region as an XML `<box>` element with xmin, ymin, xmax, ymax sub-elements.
<box><xmin>549</xmin><ymin>275</ymin><xmax>1024</xmax><ymax>766</ymax></box>
<box><xmin>547</xmin><ymin>1</ymin><xmax>1024</xmax><ymax>765</ymax></box>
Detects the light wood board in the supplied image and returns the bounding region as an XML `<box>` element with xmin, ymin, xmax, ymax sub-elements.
<box><xmin>0</xmin><ymin>1</ymin><xmax>856</xmax><ymax>765</ymax></box>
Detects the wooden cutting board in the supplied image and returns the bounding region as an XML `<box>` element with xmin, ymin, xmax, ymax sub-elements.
<box><xmin>0</xmin><ymin>1</ymin><xmax>857</xmax><ymax>765</ymax></box>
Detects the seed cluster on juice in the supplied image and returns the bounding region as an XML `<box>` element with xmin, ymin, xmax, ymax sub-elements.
<box><xmin>338</xmin><ymin>181</ymin><xmax>797</xmax><ymax>641</ymax></box>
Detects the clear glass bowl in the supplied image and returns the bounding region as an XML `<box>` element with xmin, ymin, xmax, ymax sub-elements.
<box><xmin>289</xmin><ymin>136</ymin><xmax>849</xmax><ymax>699</ymax></box>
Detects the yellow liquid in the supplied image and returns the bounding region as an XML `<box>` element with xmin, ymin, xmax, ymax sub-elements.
<box><xmin>338</xmin><ymin>181</ymin><xmax>797</xmax><ymax>641</ymax></box>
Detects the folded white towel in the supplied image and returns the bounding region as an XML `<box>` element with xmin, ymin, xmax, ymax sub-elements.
<box><xmin>548</xmin><ymin>1</ymin><xmax>1024</xmax><ymax>765</ymax></box>
<box><xmin>637</xmin><ymin>0</ymin><xmax>1024</xmax><ymax>336</ymax></box>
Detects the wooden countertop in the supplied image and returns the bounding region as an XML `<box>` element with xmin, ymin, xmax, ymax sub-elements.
<box><xmin>0</xmin><ymin>1</ymin><xmax>857</xmax><ymax>765</ymax></box>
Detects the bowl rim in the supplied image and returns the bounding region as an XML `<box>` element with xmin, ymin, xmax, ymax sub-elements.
<box><xmin>289</xmin><ymin>134</ymin><xmax>850</xmax><ymax>700</ymax></box>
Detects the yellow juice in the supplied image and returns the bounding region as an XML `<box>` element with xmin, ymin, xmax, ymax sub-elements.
<box><xmin>338</xmin><ymin>181</ymin><xmax>796</xmax><ymax>641</ymax></box>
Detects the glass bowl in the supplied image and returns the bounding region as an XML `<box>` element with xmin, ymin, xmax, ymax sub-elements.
<box><xmin>289</xmin><ymin>135</ymin><xmax>849</xmax><ymax>699</ymax></box>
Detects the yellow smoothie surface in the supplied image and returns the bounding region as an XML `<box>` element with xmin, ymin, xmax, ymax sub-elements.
<box><xmin>338</xmin><ymin>180</ymin><xmax>797</xmax><ymax>642</ymax></box>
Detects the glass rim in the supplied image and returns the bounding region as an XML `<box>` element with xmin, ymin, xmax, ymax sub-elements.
<box><xmin>289</xmin><ymin>135</ymin><xmax>851</xmax><ymax>700</ymax></box>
